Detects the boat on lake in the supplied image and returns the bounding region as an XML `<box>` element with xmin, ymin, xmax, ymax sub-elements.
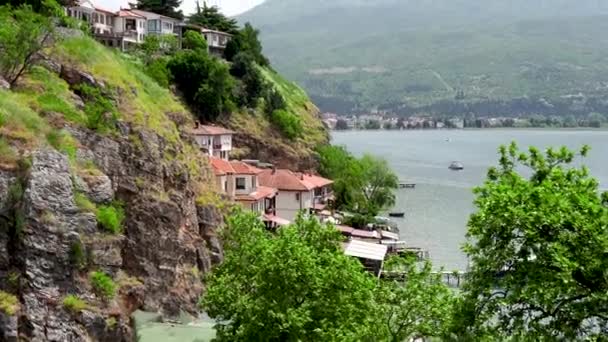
<box><xmin>388</xmin><ymin>212</ymin><xmax>405</xmax><ymax>218</ymax></box>
<box><xmin>449</xmin><ymin>161</ymin><xmax>464</xmax><ymax>170</ymax></box>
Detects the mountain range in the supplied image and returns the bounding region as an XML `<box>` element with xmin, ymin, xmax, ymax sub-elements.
<box><xmin>239</xmin><ymin>0</ymin><xmax>608</xmax><ymax>116</ymax></box>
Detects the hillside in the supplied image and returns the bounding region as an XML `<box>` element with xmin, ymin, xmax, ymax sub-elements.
<box><xmin>239</xmin><ymin>0</ymin><xmax>608</xmax><ymax>116</ymax></box>
<box><xmin>0</xmin><ymin>27</ymin><xmax>326</xmax><ymax>339</ymax></box>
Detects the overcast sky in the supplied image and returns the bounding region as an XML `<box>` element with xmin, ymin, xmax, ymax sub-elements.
<box><xmin>97</xmin><ymin>0</ymin><xmax>264</xmax><ymax>17</ymax></box>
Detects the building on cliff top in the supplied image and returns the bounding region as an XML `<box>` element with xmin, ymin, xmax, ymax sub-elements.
<box><xmin>66</xmin><ymin>1</ymin><xmax>233</xmax><ymax>54</ymax></box>
<box><xmin>258</xmin><ymin>169</ymin><xmax>334</xmax><ymax>222</ymax></box>
<box><xmin>191</xmin><ymin>123</ymin><xmax>235</xmax><ymax>160</ymax></box>
<box><xmin>209</xmin><ymin>157</ymin><xmax>289</xmax><ymax>229</ymax></box>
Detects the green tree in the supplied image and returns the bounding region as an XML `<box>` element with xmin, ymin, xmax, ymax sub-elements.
<box><xmin>452</xmin><ymin>143</ymin><xmax>608</xmax><ymax>340</ymax></box>
<box><xmin>317</xmin><ymin>146</ymin><xmax>398</xmax><ymax>216</ymax></box>
<box><xmin>230</xmin><ymin>52</ymin><xmax>266</xmax><ymax>107</ymax></box>
<box><xmin>224</xmin><ymin>23</ymin><xmax>269</xmax><ymax>66</ymax></box>
<box><xmin>130</xmin><ymin>0</ymin><xmax>183</xmax><ymax>20</ymax></box>
<box><xmin>378</xmin><ymin>257</ymin><xmax>455</xmax><ymax>342</ymax></box>
<box><xmin>0</xmin><ymin>3</ymin><xmax>55</xmax><ymax>87</ymax></box>
<box><xmin>357</xmin><ymin>154</ymin><xmax>399</xmax><ymax>215</ymax></box>
<box><xmin>587</xmin><ymin>112</ymin><xmax>605</xmax><ymax>128</ymax></box>
<box><xmin>335</xmin><ymin>119</ymin><xmax>349</xmax><ymax>130</ymax></box>
<box><xmin>167</xmin><ymin>50</ymin><xmax>234</xmax><ymax>121</ymax></box>
<box><xmin>202</xmin><ymin>212</ymin><xmax>379</xmax><ymax>341</ymax></box>
<box><xmin>182</xmin><ymin>30</ymin><xmax>207</xmax><ymax>51</ymax></box>
<box><xmin>188</xmin><ymin>0</ymin><xmax>238</xmax><ymax>34</ymax></box>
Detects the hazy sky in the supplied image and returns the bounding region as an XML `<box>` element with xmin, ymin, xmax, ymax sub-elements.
<box><xmin>97</xmin><ymin>0</ymin><xmax>264</xmax><ymax>16</ymax></box>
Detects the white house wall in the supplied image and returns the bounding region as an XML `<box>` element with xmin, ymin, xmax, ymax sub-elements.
<box><xmin>275</xmin><ymin>190</ymin><xmax>313</xmax><ymax>221</ymax></box>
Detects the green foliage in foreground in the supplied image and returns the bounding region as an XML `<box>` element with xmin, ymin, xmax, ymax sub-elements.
<box><xmin>452</xmin><ymin>143</ymin><xmax>608</xmax><ymax>340</ymax></box>
<box><xmin>89</xmin><ymin>271</ymin><xmax>116</xmax><ymax>300</ymax></box>
<box><xmin>317</xmin><ymin>145</ymin><xmax>398</xmax><ymax>216</ymax></box>
<box><xmin>202</xmin><ymin>212</ymin><xmax>453</xmax><ymax>341</ymax></box>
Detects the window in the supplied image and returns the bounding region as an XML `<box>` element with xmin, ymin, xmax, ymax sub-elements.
<box><xmin>148</xmin><ymin>19</ymin><xmax>159</xmax><ymax>32</ymax></box>
<box><xmin>224</xmin><ymin>181</ymin><xmax>228</xmax><ymax>192</ymax></box>
<box><xmin>295</xmin><ymin>193</ymin><xmax>300</xmax><ymax>201</ymax></box>
<box><xmin>163</xmin><ymin>21</ymin><xmax>173</xmax><ymax>30</ymax></box>
<box><xmin>236</xmin><ymin>177</ymin><xmax>246</xmax><ymax>190</ymax></box>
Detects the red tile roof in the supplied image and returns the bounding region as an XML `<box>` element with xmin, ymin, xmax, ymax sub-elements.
<box><xmin>258</xmin><ymin>169</ymin><xmax>333</xmax><ymax>192</ymax></box>
<box><xmin>235</xmin><ymin>186</ymin><xmax>278</xmax><ymax>202</ymax></box>
<box><xmin>210</xmin><ymin>158</ymin><xmax>264</xmax><ymax>176</ymax></box>
<box><xmin>191</xmin><ymin>124</ymin><xmax>235</xmax><ymax>136</ymax></box>
<box><xmin>209</xmin><ymin>158</ymin><xmax>234</xmax><ymax>175</ymax></box>
<box><xmin>94</xmin><ymin>5</ymin><xmax>114</xmax><ymax>14</ymax></box>
<box><xmin>230</xmin><ymin>161</ymin><xmax>263</xmax><ymax>175</ymax></box>
<box><xmin>117</xmin><ymin>9</ymin><xmax>145</xmax><ymax>18</ymax></box>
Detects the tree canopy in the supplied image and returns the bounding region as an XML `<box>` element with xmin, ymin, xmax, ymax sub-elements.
<box><xmin>317</xmin><ymin>146</ymin><xmax>398</xmax><ymax>216</ymax></box>
<box><xmin>202</xmin><ymin>212</ymin><xmax>454</xmax><ymax>341</ymax></box>
<box><xmin>188</xmin><ymin>1</ymin><xmax>238</xmax><ymax>34</ymax></box>
<box><xmin>0</xmin><ymin>1</ymin><xmax>56</xmax><ymax>87</ymax></box>
<box><xmin>201</xmin><ymin>212</ymin><xmax>379</xmax><ymax>341</ymax></box>
<box><xmin>451</xmin><ymin>143</ymin><xmax>608</xmax><ymax>340</ymax></box>
<box><xmin>224</xmin><ymin>23</ymin><xmax>269</xmax><ymax>67</ymax></box>
<box><xmin>130</xmin><ymin>0</ymin><xmax>183</xmax><ymax>20</ymax></box>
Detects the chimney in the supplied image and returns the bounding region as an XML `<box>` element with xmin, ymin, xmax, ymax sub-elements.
<box><xmin>195</xmin><ymin>121</ymin><xmax>200</xmax><ymax>129</ymax></box>
<box><xmin>272</xmin><ymin>166</ymin><xmax>276</xmax><ymax>175</ymax></box>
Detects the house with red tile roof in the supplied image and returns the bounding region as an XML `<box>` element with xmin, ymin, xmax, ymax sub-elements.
<box><xmin>258</xmin><ymin>169</ymin><xmax>333</xmax><ymax>221</ymax></box>
<box><xmin>191</xmin><ymin>123</ymin><xmax>235</xmax><ymax>160</ymax></box>
<box><xmin>209</xmin><ymin>158</ymin><xmax>287</xmax><ymax>228</ymax></box>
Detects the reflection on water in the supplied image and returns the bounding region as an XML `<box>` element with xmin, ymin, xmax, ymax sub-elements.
<box><xmin>333</xmin><ymin>129</ymin><xmax>608</xmax><ymax>271</ymax></box>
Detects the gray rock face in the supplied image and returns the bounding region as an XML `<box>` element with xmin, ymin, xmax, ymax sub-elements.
<box><xmin>0</xmin><ymin>311</ymin><xmax>19</xmax><ymax>342</ymax></box>
<box><xmin>1</xmin><ymin>121</ymin><xmax>223</xmax><ymax>340</ymax></box>
<box><xmin>60</xmin><ymin>65</ymin><xmax>106</xmax><ymax>90</ymax></box>
<box><xmin>0</xmin><ymin>170</ymin><xmax>17</xmax><ymax>274</ymax></box>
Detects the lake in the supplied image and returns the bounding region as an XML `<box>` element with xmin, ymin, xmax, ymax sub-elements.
<box><xmin>332</xmin><ymin>129</ymin><xmax>608</xmax><ymax>271</ymax></box>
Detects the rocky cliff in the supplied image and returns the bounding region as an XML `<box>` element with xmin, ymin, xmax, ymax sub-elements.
<box><xmin>0</xmin><ymin>35</ymin><xmax>225</xmax><ymax>341</ymax></box>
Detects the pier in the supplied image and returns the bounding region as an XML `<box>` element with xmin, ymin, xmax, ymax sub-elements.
<box><xmin>381</xmin><ymin>270</ymin><xmax>468</xmax><ymax>288</ymax></box>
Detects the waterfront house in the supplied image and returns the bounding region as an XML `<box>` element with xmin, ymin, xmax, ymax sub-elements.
<box><xmin>258</xmin><ymin>169</ymin><xmax>333</xmax><ymax>221</ymax></box>
<box><xmin>191</xmin><ymin>123</ymin><xmax>234</xmax><ymax>160</ymax></box>
<box><xmin>201</xmin><ymin>28</ymin><xmax>232</xmax><ymax>57</ymax></box>
<box><xmin>131</xmin><ymin>9</ymin><xmax>180</xmax><ymax>37</ymax></box>
<box><xmin>210</xmin><ymin>158</ymin><xmax>289</xmax><ymax>228</ymax></box>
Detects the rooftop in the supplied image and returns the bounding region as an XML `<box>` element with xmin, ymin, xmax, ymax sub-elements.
<box><xmin>344</xmin><ymin>239</ymin><xmax>387</xmax><ymax>261</ymax></box>
<box><xmin>191</xmin><ymin>124</ymin><xmax>235</xmax><ymax>136</ymax></box>
<box><xmin>209</xmin><ymin>158</ymin><xmax>263</xmax><ymax>176</ymax></box>
<box><xmin>235</xmin><ymin>186</ymin><xmax>278</xmax><ymax>202</ymax></box>
<box><xmin>117</xmin><ymin>9</ymin><xmax>145</xmax><ymax>18</ymax></box>
<box><xmin>258</xmin><ymin>169</ymin><xmax>333</xmax><ymax>192</ymax></box>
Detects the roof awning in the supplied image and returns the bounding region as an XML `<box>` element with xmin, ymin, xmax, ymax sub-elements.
<box><xmin>262</xmin><ymin>214</ymin><xmax>290</xmax><ymax>226</ymax></box>
<box><xmin>380</xmin><ymin>230</ymin><xmax>399</xmax><ymax>241</ymax></box>
<box><xmin>344</xmin><ymin>240</ymin><xmax>387</xmax><ymax>261</ymax></box>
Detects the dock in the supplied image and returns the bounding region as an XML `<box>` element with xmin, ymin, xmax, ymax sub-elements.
<box><xmin>381</xmin><ymin>270</ymin><xmax>468</xmax><ymax>288</ymax></box>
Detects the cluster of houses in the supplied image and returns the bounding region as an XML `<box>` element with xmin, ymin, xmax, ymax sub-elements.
<box><xmin>191</xmin><ymin>123</ymin><xmax>411</xmax><ymax>276</ymax></box>
<box><xmin>324</xmin><ymin>113</ymin><xmax>465</xmax><ymax>130</ymax></box>
<box><xmin>66</xmin><ymin>0</ymin><xmax>232</xmax><ymax>55</ymax></box>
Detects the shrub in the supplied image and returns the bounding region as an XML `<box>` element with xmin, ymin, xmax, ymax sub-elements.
<box><xmin>265</xmin><ymin>88</ymin><xmax>287</xmax><ymax>115</ymax></box>
<box><xmin>106</xmin><ymin>317</ymin><xmax>117</xmax><ymax>329</ymax></box>
<box><xmin>0</xmin><ymin>291</ymin><xmax>19</xmax><ymax>316</ymax></box>
<box><xmin>144</xmin><ymin>57</ymin><xmax>170</xmax><ymax>88</ymax></box>
<box><xmin>74</xmin><ymin>192</ymin><xmax>96</xmax><ymax>213</ymax></box>
<box><xmin>182</xmin><ymin>30</ymin><xmax>207</xmax><ymax>51</ymax></box>
<box><xmin>0</xmin><ymin>138</ymin><xmax>18</xmax><ymax>166</ymax></box>
<box><xmin>97</xmin><ymin>203</ymin><xmax>125</xmax><ymax>234</ymax></box>
<box><xmin>76</xmin><ymin>85</ymin><xmax>118</xmax><ymax>133</ymax></box>
<box><xmin>69</xmin><ymin>240</ymin><xmax>87</xmax><ymax>270</ymax></box>
<box><xmin>270</xmin><ymin>109</ymin><xmax>301</xmax><ymax>140</ymax></box>
<box><xmin>62</xmin><ymin>295</ymin><xmax>87</xmax><ymax>314</ymax></box>
<box><xmin>89</xmin><ymin>271</ymin><xmax>116</xmax><ymax>300</ymax></box>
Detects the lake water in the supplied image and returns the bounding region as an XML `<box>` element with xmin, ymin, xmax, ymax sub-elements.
<box><xmin>332</xmin><ymin>129</ymin><xmax>608</xmax><ymax>271</ymax></box>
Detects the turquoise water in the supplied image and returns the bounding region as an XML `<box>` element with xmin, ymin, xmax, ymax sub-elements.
<box><xmin>332</xmin><ymin>129</ymin><xmax>608</xmax><ymax>271</ymax></box>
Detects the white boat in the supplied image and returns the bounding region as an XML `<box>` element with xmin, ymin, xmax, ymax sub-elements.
<box><xmin>449</xmin><ymin>161</ymin><xmax>464</xmax><ymax>170</ymax></box>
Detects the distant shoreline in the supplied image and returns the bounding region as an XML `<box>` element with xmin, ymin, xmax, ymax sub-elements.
<box><xmin>331</xmin><ymin>127</ymin><xmax>608</xmax><ymax>132</ymax></box>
